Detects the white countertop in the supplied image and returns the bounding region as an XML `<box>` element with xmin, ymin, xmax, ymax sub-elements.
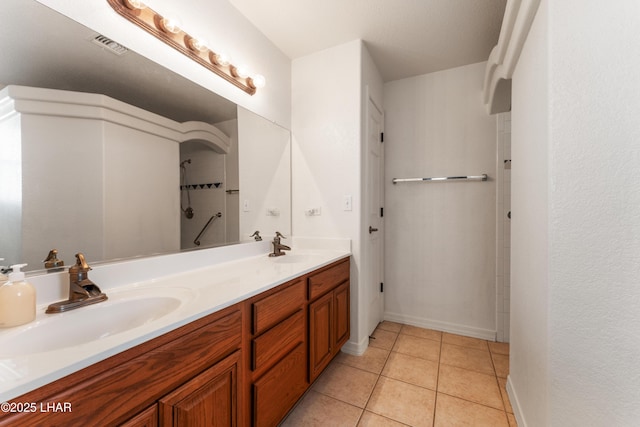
<box><xmin>0</xmin><ymin>244</ymin><xmax>350</xmax><ymax>402</ymax></box>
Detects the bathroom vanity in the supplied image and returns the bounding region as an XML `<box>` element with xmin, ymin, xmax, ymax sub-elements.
<box><xmin>0</xmin><ymin>250</ymin><xmax>350</xmax><ymax>426</ymax></box>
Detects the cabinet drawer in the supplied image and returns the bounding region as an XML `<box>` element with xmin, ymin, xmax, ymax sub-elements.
<box><xmin>252</xmin><ymin>309</ymin><xmax>304</xmax><ymax>371</ymax></box>
<box><xmin>252</xmin><ymin>343</ymin><xmax>307</xmax><ymax>427</ymax></box>
<box><xmin>308</xmin><ymin>259</ymin><xmax>349</xmax><ymax>301</ymax></box>
<box><xmin>252</xmin><ymin>280</ymin><xmax>305</xmax><ymax>335</ymax></box>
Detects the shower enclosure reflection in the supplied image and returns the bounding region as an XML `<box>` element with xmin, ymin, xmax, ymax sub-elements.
<box><xmin>0</xmin><ymin>0</ymin><xmax>291</xmax><ymax>272</ymax></box>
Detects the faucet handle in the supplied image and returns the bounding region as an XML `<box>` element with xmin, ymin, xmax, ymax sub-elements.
<box><xmin>43</xmin><ymin>249</ymin><xmax>64</xmax><ymax>269</ymax></box>
<box><xmin>250</xmin><ymin>231</ymin><xmax>262</xmax><ymax>241</ymax></box>
<box><xmin>275</xmin><ymin>231</ymin><xmax>286</xmax><ymax>239</ymax></box>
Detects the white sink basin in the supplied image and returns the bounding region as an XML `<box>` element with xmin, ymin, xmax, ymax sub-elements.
<box><xmin>0</xmin><ymin>287</ymin><xmax>193</xmax><ymax>357</ymax></box>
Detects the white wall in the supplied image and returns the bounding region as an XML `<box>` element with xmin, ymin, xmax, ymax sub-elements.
<box><xmin>0</xmin><ymin>110</ymin><xmax>23</xmax><ymax>265</ymax></box>
<box><xmin>292</xmin><ymin>40</ymin><xmax>365</xmax><ymax>351</ymax></box>
<box><xmin>238</xmin><ymin>107</ymin><xmax>291</xmax><ymax>240</ymax></box>
<box><xmin>216</xmin><ymin>119</ymin><xmax>240</xmax><ymax>243</ymax></box>
<box><xmin>509</xmin><ymin>0</ymin><xmax>549</xmax><ymax>424</ymax></box>
<box><xmin>36</xmin><ymin>0</ymin><xmax>291</xmax><ymax>127</ymax></box>
<box><xmin>495</xmin><ymin>112</ymin><xmax>511</xmax><ymax>343</ymax></box>
<box><xmin>383</xmin><ymin>62</ymin><xmax>497</xmax><ymax>340</ymax></box>
<box><xmin>548</xmin><ymin>0</ymin><xmax>640</xmax><ymax>425</ymax></box>
<box><xmin>511</xmin><ymin>0</ymin><xmax>640</xmax><ymax>425</ymax></box>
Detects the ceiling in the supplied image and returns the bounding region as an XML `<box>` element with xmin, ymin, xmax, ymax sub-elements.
<box><xmin>228</xmin><ymin>0</ymin><xmax>507</xmax><ymax>82</ymax></box>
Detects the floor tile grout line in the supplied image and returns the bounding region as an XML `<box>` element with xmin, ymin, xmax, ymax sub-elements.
<box><xmin>432</xmin><ymin>331</ymin><xmax>444</xmax><ymax>426</ymax></box>
<box><xmin>351</xmin><ymin>332</ymin><xmax>394</xmax><ymax>425</ymax></box>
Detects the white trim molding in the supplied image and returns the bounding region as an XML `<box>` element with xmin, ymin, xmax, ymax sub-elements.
<box><xmin>483</xmin><ymin>0</ymin><xmax>541</xmax><ymax>114</ymax></box>
<box><xmin>384</xmin><ymin>311</ymin><xmax>497</xmax><ymax>341</ymax></box>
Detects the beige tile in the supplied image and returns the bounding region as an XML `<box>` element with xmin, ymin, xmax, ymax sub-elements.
<box><xmin>312</xmin><ymin>361</ymin><xmax>378</xmax><ymax>408</ymax></box>
<box><xmin>498</xmin><ymin>377</ymin><xmax>513</xmax><ymax>414</ymax></box>
<box><xmin>400</xmin><ymin>325</ymin><xmax>442</xmax><ymax>342</ymax></box>
<box><xmin>442</xmin><ymin>333</ymin><xmax>489</xmax><ymax>350</ymax></box>
<box><xmin>377</xmin><ymin>321</ymin><xmax>403</xmax><ymax>333</ymax></box>
<box><xmin>489</xmin><ymin>341</ymin><xmax>510</xmax><ymax>355</ymax></box>
<box><xmin>370</xmin><ymin>328</ymin><xmax>399</xmax><ymax>351</ymax></box>
<box><xmin>492</xmin><ymin>353</ymin><xmax>510</xmax><ymax>378</ymax></box>
<box><xmin>392</xmin><ymin>333</ymin><xmax>441</xmax><ymax>362</ymax></box>
<box><xmin>381</xmin><ymin>351</ymin><xmax>438</xmax><ymax>390</ymax></box>
<box><xmin>434</xmin><ymin>393</ymin><xmax>509</xmax><ymax>427</ymax></box>
<box><xmin>438</xmin><ymin>364</ymin><xmax>504</xmax><ymax>410</ymax></box>
<box><xmin>366</xmin><ymin>377</ymin><xmax>436</xmax><ymax>427</ymax></box>
<box><xmin>281</xmin><ymin>390</ymin><xmax>362</xmax><ymax>427</ymax></box>
<box><xmin>440</xmin><ymin>343</ymin><xmax>494</xmax><ymax>375</ymax></box>
<box><xmin>507</xmin><ymin>412</ymin><xmax>518</xmax><ymax>426</ymax></box>
<box><xmin>357</xmin><ymin>411</ymin><xmax>409</xmax><ymax>426</ymax></box>
<box><xmin>335</xmin><ymin>346</ymin><xmax>390</xmax><ymax>374</ymax></box>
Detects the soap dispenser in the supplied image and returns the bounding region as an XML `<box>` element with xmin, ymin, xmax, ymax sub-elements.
<box><xmin>0</xmin><ymin>264</ymin><xmax>36</xmax><ymax>328</ymax></box>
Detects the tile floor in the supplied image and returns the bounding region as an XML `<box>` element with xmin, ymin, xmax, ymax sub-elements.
<box><xmin>281</xmin><ymin>321</ymin><xmax>516</xmax><ymax>426</ymax></box>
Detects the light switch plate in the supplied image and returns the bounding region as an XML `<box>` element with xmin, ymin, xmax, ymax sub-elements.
<box><xmin>343</xmin><ymin>195</ymin><xmax>353</xmax><ymax>211</ymax></box>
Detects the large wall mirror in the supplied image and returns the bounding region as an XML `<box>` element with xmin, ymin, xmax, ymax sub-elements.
<box><xmin>0</xmin><ymin>0</ymin><xmax>291</xmax><ymax>273</ymax></box>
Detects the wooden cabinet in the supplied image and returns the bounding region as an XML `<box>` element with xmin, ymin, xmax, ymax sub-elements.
<box><xmin>120</xmin><ymin>405</ymin><xmax>158</xmax><ymax>427</ymax></box>
<box><xmin>0</xmin><ymin>257</ymin><xmax>350</xmax><ymax>427</ymax></box>
<box><xmin>244</xmin><ymin>279</ymin><xmax>308</xmax><ymax>427</ymax></box>
<box><xmin>308</xmin><ymin>260</ymin><xmax>351</xmax><ymax>382</ymax></box>
<box><xmin>159</xmin><ymin>351</ymin><xmax>240</xmax><ymax>427</ymax></box>
<box><xmin>0</xmin><ymin>304</ymin><xmax>242</xmax><ymax>427</ymax></box>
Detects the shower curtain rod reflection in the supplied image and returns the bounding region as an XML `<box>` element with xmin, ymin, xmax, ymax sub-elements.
<box><xmin>392</xmin><ymin>174</ymin><xmax>488</xmax><ymax>184</ymax></box>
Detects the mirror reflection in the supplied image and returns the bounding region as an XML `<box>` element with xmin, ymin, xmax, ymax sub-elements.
<box><xmin>0</xmin><ymin>0</ymin><xmax>291</xmax><ymax>272</ymax></box>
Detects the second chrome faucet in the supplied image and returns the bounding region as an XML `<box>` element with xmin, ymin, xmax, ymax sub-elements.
<box><xmin>269</xmin><ymin>232</ymin><xmax>290</xmax><ymax>257</ymax></box>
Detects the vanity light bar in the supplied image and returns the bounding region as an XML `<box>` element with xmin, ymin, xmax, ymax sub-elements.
<box><xmin>106</xmin><ymin>0</ymin><xmax>264</xmax><ymax>95</ymax></box>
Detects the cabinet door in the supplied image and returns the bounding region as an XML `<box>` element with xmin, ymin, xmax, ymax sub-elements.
<box><xmin>334</xmin><ymin>281</ymin><xmax>350</xmax><ymax>349</ymax></box>
<box><xmin>252</xmin><ymin>343</ymin><xmax>307</xmax><ymax>427</ymax></box>
<box><xmin>159</xmin><ymin>351</ymin><xmax>240</xmax><ymax>427</ymax></box>
<box><xmin>120</xmin><ymin>404</ymin><xmax>158</xmax><ymax>427</ymax></box>
<box><xmin>309</xmin><ymin>291</ymin><xmax>333</xmax><ymax>381</ymax></box>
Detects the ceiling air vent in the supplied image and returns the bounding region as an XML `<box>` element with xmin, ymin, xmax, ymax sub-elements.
<box><xmin>91</xmin><ymin>35</ymin><xmax>129</xmax><ymax>56</ymax></box>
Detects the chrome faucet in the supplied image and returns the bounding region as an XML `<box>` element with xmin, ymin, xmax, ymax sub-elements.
<box><xmin>46</xmin><ymin>253</ymin><xmax>108</xmax><ymax>313</ymax></box>
<box><xmin>268</xmin><ymin>231</ymin><xmax>291</xmax><ymax>257</ymax></box>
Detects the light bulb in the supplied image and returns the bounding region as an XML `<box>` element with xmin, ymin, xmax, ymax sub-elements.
<box><xmin>187</xmin><ymin>36</ymin><xmax>208</xmax><ymax>52</ymax></box>
<box><xmin>232</xmin><ymin>65</ymin><xmax>250</xmax><ymax>79</ymax></box>
<box><xmin>123</xmin><ymin>0</ymin><xmax>146</xmax><ymax>10</ymax></box>
<box><xmin>249</xmin><ymin>74</ymin><xmax>266</xmax><ymax>89</ymax></box>
<box><xmin>159</xmin><ymin>17</ymin><xmax>181</xmax><ymax>34</ymax></box>
<box><xmin>210</xmin><ymin>51</ymin><xmax>231</xmax><ymax>67</ymax></box>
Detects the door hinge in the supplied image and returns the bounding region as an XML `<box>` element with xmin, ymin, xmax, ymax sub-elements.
<box><xmin>380</xmin><ymin>282</ymin><xmax>384</xmax><ymax>292</ymax></box>
<box><xmin>380</xmin><ymin>132</ymin><xmax>384</xmax><ymax>143</ymax></box>
<box><xmin>380</xmin><ymin>207</ymin><xmax>384</xmax><ymax>217</ymax></box>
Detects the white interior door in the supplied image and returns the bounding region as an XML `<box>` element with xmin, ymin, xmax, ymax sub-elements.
<box><xmin>366</xmin><ymin>96</ymin><xmax>384</xmax><ymax>335</ymax></box>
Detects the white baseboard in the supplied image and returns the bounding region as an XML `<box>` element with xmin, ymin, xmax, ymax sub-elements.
<box><xmin>383</xmin><ymin>311</ymin><xmax>497</xmax><ymax>341</ymax></box>
<box><xmin>506</xmin><ymin>375</ymin><xmax>527</xmax><ymax>427</ymax></box>
<box><xmin>340</xmin><ymin>336</ymin><xmax>368</xmax><ymax>356</ymax></box>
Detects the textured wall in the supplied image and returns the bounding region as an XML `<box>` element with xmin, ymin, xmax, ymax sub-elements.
<box><xmin>548</xmin><ymin>0</ymin><xmax>640</xmax><ymax>424</ymax></box>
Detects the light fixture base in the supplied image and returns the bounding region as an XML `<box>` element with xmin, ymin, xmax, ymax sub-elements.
<box><xmin>106</xmin><ymin>0</ymin><xmax>257</xmax><ymax>95</ymax></box>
